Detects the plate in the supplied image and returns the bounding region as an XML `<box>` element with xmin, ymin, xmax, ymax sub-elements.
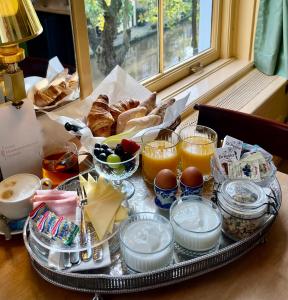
<box><xmin>0</xmin><ymin>229</ymin><xmax>23</xmax><ymax>236</ymax></box>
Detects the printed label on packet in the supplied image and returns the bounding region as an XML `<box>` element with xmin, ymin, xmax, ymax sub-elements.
<box><xmin>228</xmin><ymin>161</ymin><xmax>261</xmax><ymax>181</ymax></box>
<box><xmin>223</xmin><ymin>135</ymin><xmax>243</xmax><ymax>160</ymax></box>
<box><xmin>215</xmin><ymin>146</ymin><xmax>237</xmax><ymax>175</ymax></box>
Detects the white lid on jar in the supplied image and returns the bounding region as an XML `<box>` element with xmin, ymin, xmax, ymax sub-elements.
<box><xmin>218</xmin><ymin>179</ymin><xmax>268</xmax><ymax>219</ymax></box>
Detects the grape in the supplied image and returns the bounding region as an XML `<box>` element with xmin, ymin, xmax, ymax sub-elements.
<box><xmin>94</xmin><ymin>143</ymin><xmax>101</xmax><ymax>149</ymax></box>
<box><xmin>122</xmin><ymin>152</ymin><xmax>133</xmax><ymax>161</ymax></box>
<box><xmin>107</xmin><ymin>154</ymin><xmax>121</xmax><ymax>169</ymax></box>
<box><xmin>115</xmin><ymin>144</ymin><xmax>124</xmax><ymax>157</ymax></box>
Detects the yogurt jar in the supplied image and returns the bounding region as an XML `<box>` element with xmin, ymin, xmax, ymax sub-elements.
<box><xmin>120</xmin><ymin>212</ymin><xmax>174</xmax><ymax>273</ymax></box>
<box><xmin>217</xmin><ymin>179</ymin><xmax>268</xmax><ymax>240</ymax></box>
<box><xmin>170</xmin><ymin>196</ymin><xmax>222</xmax><ymax>256</ymax></box>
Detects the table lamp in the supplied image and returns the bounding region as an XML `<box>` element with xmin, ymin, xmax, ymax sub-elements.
<box><xmin>0</xmin><ymin>0</ymin><xmax>42</xmax><ymax>108</ymax></box>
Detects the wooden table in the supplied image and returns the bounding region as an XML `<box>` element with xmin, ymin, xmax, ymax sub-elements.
<box><xmin>1</xmin><ymin>172</ymin><xmax>288</xmax><ymax>300</ymax></box>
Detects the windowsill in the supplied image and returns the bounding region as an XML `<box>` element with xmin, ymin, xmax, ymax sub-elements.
<box><xmin>156</xmin><ymin>58</ymin><xmax>255</xmax><ymax>116</ymax></box>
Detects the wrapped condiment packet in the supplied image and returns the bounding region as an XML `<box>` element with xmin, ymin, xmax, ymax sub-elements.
<box><xmin>228</xmin><ymin>160</ymin><xmax>261</xmax><ymax>181</ymax></box>
<box><xmin>30</xmin><ymin>203</ymin><xmax>79</xmax><ymax>246</ymax></box>
<box><xmin>242</xmin><ymin>143</ymin><xmax>273</xmax><ymax>161</ymax></box>
<box><xmin>223</xmin><ymin>135</ymin><xmax>243</xmax><ymax>159</ymax></box>
<box><xmin>214</xmin><ymin>146</ymin><xmax>237</xmax><ymax>175</ymax></box>
<box><xmin>241</xmin><ymin>152</ymin><xmax>271</xmax><ymax>178</ymax></box>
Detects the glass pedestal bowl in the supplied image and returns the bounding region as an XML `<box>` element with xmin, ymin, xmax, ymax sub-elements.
<box><xmin>93</xmin><ymin>151</ymin><xmax>140</xmax><ymax>199</ymax></box>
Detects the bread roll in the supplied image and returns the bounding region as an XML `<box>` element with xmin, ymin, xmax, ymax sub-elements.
<box><xmin>140</xmin><ymin>92</ymin><xmax>157</xmax><ymax>113</ymax></box>
<box><xmin>110</xmin><ymin>99</ymin><xmax>140</xmax><ymax>120</ymax></box>
<box><xmin>124</xmin><ymin>115</ymin><xmax>161</xmax><ymax>132</ymax></box>
<box><xmin>116</xmin><ymin>106</ymin><xmax>147</xmax><ymax>133</ymax></box>
<box><xmin>149</xmin><ymin>98</ymin><xmax>175</xmax><ymax>121</ymax></box>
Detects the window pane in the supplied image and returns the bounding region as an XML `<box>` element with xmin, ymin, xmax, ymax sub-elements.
<box><xmin>164</xmin><ymin>0</ymin><xmax>213</xmax><ymax>69</ymax></box>
<box><xmin>84</xmin><ymin>0</ymin><xmax>158</xmax><ymax>87</ymax></box>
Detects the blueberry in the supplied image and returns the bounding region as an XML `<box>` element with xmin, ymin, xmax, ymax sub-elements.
<box><xmin>94</xmin><ymin>143</ymin><xmax>101</xmax><ymax>149</ymax></box>
<box><xmin>105</xmin><ymin>148</ymin><xmax>114</xmax><ymax>156</ymax></box>
<box><xmin>101</xmin><ymin>144</ymin><xmax>109</xmax><ymax>150</ymax></box>
<box><xmin>98</xmin><ymin>153</ymin><xmax>107</xmax><ymax>161</ymax></box>
<box><xmin>124</xmin><ymin>160</ymin><xmax>135</xmax><ymax>172</ymax></box>
<box><xmin>94</xmin><ymin>147</ymin><xmax>102</xmax><ymax>157</ymax></box>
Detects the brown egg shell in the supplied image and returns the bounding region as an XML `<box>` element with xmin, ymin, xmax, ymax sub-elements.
<box><xmin>155</xmin><ymin>169</ymin><xmax>178</xmax><ymax>189</ymax></box>
<box><xmin>180</xmin><ymin>167</ymin><xmax>203</xmax><ymax>187</ymax></box>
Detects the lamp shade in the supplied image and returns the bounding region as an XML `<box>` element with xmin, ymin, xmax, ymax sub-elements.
<box><xmin>0</xmin><ymin>0</ymin><xmax>43</xmax><ymax>46</ymax></box>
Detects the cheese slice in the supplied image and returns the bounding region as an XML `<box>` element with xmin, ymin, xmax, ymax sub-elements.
<box><xmin>107</xmin><ymin>216</ymin><xmax>115</xmax><ymax>234</ymax></box>
<box><xmin>88</xmin><ymin>173</ymin><xmax>96</xmax><ymax>184</ymax></box>
<box><xmin>85</xmin><ymin>193</ymin><xmax>123</xmax><ymax>240</ymax></box>
<box><xmin>115</xmin><ymin>206</ymin><xmax>128</xmax><ymax>222</ymax></box>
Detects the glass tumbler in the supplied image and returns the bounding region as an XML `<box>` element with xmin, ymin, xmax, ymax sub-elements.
<box><xmin>141</xmin><ymin>128</ymin><xmax>180</xmax><ymax>184</ymax></box>
<box><xmin>179</xmin><ymin>124</ymin><xmax>217</xmax><ymax>178</ymax></box>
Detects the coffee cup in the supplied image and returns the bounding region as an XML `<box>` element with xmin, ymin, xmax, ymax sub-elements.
<box><xmin>0</xmin><ymin>173</ymin><xmax>52</xmax><ymax>220</ymax></box>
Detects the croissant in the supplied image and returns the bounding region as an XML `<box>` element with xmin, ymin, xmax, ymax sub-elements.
<box><xmin>87</xmin><ymin>96</ymin><xmax>114</xmax><ymax>137</ymax></box>
<box><xmin>149</xmin><ymin>98</ymin><xmax>175</xmax><ymax>121</ymax></box>
<box><xmin>110</xmin><ymin>99</ymin><xmax>140</xmax><ymax>120</ymax></box>
<box><xmin>140</xmin><ymin>92</ymin><xmax>157</xmax><ymax>113</ymax></box>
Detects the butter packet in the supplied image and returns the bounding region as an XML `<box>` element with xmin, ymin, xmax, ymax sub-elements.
<box><xmin>215</xmin><ymin>146</ymin><xmax>237</xmax><ymax>175</ymax></box>
<box><xmin>228</xmin><ymin>160</ymin><xmax>261</xmax><ymax>181</ymax></box>
<box><xmin>223</xmin><ymin>135</ymin><xmax>243</xmax><ymax>159</ymax></box>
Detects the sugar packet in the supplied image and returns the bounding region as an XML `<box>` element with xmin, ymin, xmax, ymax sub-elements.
<box><xmin>215</xmin><ymin>146</ymin><xmax>237</xmax><ymax>175</ymax></box>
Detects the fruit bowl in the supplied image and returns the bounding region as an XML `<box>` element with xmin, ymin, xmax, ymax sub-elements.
<box><xmin>92</xmin><ymin>139</ymin><xmax>140</xmax><ymax>198</ymax></box>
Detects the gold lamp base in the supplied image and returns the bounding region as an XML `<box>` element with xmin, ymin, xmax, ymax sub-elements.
<box><xmin>0</xmin><ymin>44</ymin><xmax>26</xmax><ymax>108</ymax></box>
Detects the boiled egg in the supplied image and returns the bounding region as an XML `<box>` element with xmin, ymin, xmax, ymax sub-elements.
<box><xmin>155</xmin><ymin>169</ymin><xmax>177</xmax><ymax>189</ymax></box>
<box><xmin>180</xmin><ymin>167</ymin><xmax>203</xmax><ymax>187</ymax></box>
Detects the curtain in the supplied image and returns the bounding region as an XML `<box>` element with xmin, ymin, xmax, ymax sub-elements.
<box><xmin>254</xmin><ymin>0</ymin><xmax>288</xmax><ymax>78</ymax></box>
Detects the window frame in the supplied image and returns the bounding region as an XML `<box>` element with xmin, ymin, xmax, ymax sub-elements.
<box><xmin>70</xmin><ymin>0</ymin><xmax>257</xmax><ymax>100</ymax></box>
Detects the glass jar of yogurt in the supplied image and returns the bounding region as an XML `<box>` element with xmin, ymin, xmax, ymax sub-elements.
<box><xmin>217</xmin><ymin>179</ymin><xmax>268</xmax><ymax>240</ymax></box>
<box><xmin>120</xmin><ymin>212</ymin><xmax>174</xmax><ymax>273</ymax></box>
<box><xmin>170</xmin><ymin>196</ymin><xmax>222</xmax><ymax>256</ymax></box>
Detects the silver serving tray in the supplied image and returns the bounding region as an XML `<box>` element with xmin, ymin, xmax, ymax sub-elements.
<box><xmin>23</xmin><ymin>169</ymin><xmax>281</xmax><ymax>295</ymax></box>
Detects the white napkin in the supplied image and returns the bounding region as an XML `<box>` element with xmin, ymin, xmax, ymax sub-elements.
<box><xmin>48</xmin><ymin>241</ymin><xmax>111</xmax><ymax>272</ymax></box>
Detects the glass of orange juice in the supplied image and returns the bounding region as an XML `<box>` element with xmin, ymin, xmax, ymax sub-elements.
<box><xmin>141</xmin><ymin>129</ymin><xmax>180</xmax><ymax>184</ymax></box>
<box><xmin>179</xmin><ymin>125</ymin><xmax>217</xmax><ymax>178</ymax></box>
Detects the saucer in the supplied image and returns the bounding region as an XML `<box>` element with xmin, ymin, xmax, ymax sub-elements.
<box><xmin>0</xmin><ymin>229</ymin><xmax>22</xmax><ymax>236</ymax></box>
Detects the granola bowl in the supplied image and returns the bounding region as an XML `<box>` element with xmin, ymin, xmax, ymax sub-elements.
<box><xmin>216</xmin><ymin>179</ymin><xmax>270</xmax><ymax>241</ymax></box>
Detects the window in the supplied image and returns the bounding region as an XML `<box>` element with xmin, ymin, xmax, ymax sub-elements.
<box><xmin>83</xmin><ymin>0</ymin><xmax>219</xmax><ymax>91</ymax></box>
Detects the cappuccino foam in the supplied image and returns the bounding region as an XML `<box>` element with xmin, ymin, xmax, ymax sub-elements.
<box><xmin>0</xmin><ymin>174</ymin><xmax>39</xmax><ymax>202</ymax></box>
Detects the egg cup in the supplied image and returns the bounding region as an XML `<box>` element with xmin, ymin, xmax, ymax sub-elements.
<box><xmin>154</xmin><ymin>183</ymin><xmax>178</xmax><ymax>210</ymax></box>
<box><xmin>179</xmin><ymin>181</ymin><xmax>203</xmax><ymax>197</ymax></box>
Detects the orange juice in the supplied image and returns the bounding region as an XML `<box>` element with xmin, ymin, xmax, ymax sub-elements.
<box><xmin>142</xmin><ymin>140</ymin><xmax>179</xmax><ymax>184</ymax></box>
<box><xmin>181</xmin><ymin>136</ymin><xmax>215</xmax><ymax>175</ymax></box>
